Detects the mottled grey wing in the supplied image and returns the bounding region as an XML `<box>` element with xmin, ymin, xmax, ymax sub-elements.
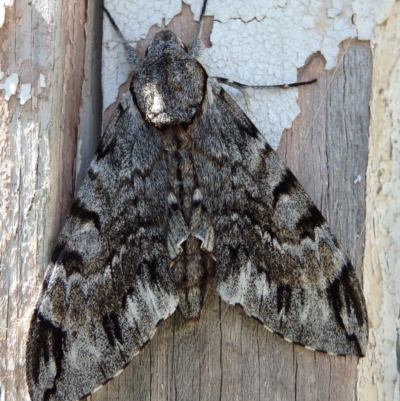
<box><xmin>192</xmin><ymin>79</ymin><xmax>368</xmax><ymax>356</ymax></box>
<box><xmin>26</xmin><ymin>92</ymin><xmax>178</xmax><ymax>401</ymax></box>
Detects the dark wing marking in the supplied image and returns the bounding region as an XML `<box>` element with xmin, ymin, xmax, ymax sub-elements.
<box><xmin>192</xmin><ymin>79</ymin><xmax>368</xmax><ymax>356</ymax></box>
<box><xmin>26</xmin><ymin>92</ymin><xmax>178</xmax><ymax>401</ymax></box>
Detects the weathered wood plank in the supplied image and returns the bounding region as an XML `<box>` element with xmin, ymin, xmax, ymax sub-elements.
<box><xmin>358</xmin><ymin>4</ymin><xmax>400</xmax><ymax>399</ymax></box>
<box><xmin>0</xmin><ymin>0</ymin><xmax>89</xmax><ymax>399</ymax></box>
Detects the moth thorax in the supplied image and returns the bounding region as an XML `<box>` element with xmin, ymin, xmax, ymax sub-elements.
<box><xmin>133</xmin><ymin>48</ymin><xmax>207</xmax><ymax>129</ymax></box>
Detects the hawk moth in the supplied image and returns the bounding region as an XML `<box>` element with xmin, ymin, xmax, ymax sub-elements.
<box><xmin>26</xmin><ymin>2</ymin><xmax>368</xmax><ymax>400</ymax></box>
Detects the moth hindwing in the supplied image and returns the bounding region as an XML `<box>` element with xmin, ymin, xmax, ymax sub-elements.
<box><xmin>26</xmin><ymin>3</ymin><xmax>368</xmax><ymax>401</ymax></box>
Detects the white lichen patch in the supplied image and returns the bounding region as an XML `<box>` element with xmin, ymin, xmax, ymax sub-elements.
<box><xmin>103</xmin><ymin>0</ymin><xmax>391</xmax><ymax>148</ymax></box>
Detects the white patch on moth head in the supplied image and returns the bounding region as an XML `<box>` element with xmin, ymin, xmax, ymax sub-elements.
<box><xmin>144</xmin><ymin>83</ymin><xmax>164</xmax><ymax>114</ymax></box>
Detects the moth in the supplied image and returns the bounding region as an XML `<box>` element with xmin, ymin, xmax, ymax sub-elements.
<box><xmin>26</xmin><ymin>2</ymin><xmax>368</xmax><ymax>400</ymax></box>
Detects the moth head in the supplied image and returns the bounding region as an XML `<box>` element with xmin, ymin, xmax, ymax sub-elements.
<box><xmin>133</xmin><ymin>30</ymin><xmax>206</xmax><ymax>130</ymax></box>
<box><xmin>145</xmin><ymin>30</ymin><xmax>188</xmax><ymax>58</ymax></box>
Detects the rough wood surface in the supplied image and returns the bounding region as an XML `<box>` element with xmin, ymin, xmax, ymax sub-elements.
<box><xmin>87</xmin><ymin>40</ymin><xmax>371</xmax><ymax>401</ymax></box>
<box><xmin>0</xmin><ymin>0</ymin><xmax>88</xmax><ymax>399</ymax></box>
<box><xmin>358</xmin><ymin>4</ymin><xmax>400</xmax><ymax>400</ymax></box>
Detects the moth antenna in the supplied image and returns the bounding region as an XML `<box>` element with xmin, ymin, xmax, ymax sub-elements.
<box><xmin>216</xmin><ymin>77</ymin><xmax>317</xmax><ymax>90</ymax></box>
<box><xmin>190</xmin><ymin>0</ymin><xmax>209</xmax><ymax>58</ymax></box>
<box><xmin>101</xmin><ymin>6</ymin><xmax>141</xmax><ymax>69</ymax></box>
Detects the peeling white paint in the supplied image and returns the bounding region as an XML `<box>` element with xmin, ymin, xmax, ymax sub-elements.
<box><xmin>0</xmin><ymin>73</ymin><xmax>19</xmax><ymax>101</ymax></box>
<box><xmin>0</xmin><ymin>0</ymin><xmax>13</xmax><ymax>27</ymax></box>
<box><xmin>39</xmin><ymin>74</ymin><xmax>46</xmax><ymax>88</ymax></box>
<box><xmin>352</xmin><ymin>0</ymin><xmax>396</xmax><ymax>40</ymax></box>
<box><xmin>19</xmin><ymin>83</ymin><xmax>31</xmax><ymax>105</ymax></box>
<box><xmin>357</xmin><ymin>3</ymin><xmax>400</xmax><ymax>399</ymax></box>
<box><xmin>103</xmin><ymin>0</ymin><xmax>391</xmax><ymax>149</ymax></box>
<box><xmin>31</xmin><ymin>0</ymin><xmax>56</xmax><ymax>25</ymax></box>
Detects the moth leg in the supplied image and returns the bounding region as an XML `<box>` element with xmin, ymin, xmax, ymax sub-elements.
<box><xmin>190</xmin><ymin>0</ymin><xmax>209</xmax><ymax>58</ymax></box>
<box><xmin>102</xmin><ymin>6</ymin><xmax>141</xmax><ymax>69</ymax></box>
